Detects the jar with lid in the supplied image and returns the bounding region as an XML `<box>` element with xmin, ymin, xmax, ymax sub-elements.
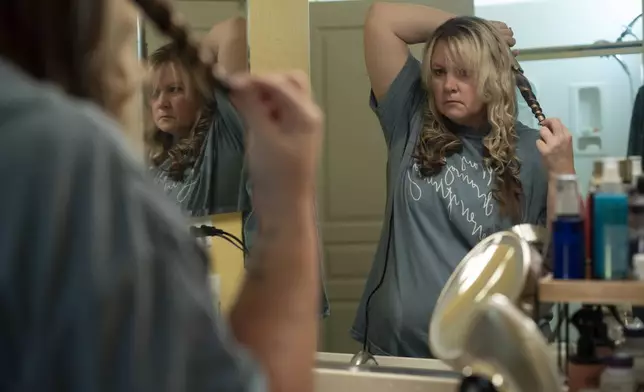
<box><xmin>601</xmin><ymin>353</ymin><xmax>635</xmax><ymax>392</ymax></box>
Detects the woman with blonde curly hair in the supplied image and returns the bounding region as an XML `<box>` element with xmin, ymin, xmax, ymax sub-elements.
<box><xmin>0</xmin><ymin>0</ymin><xmax>324</xmax><ymax>390</ymax></box>
<box><xmin>147</xmin><ymin>17</ymin><xmax>250</xmax><ymax>218</ymax></box>
<box><xmin>351</xmin><ymin>2</ymin><xmax>575</xmax><ymax>358</ymax></box>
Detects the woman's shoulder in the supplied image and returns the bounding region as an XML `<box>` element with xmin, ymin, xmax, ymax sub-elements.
<box><xmin>0</xmin><ymin>59</ymin><xmax>141</xmax><ymax>183</ymax></box>
<box><xmin>514</xmin><ymin>121</ymin><xmax>542</xmax><ymax>152</ymax></box>
<box><xmin>513</xmin><ymin>121</ymin><xmax>548</xmax><ymax>180</ymax></box>
<box><xmin>2</xmin><ymin>59</ymin><xmax>117</xmax><ymax>137</ymax></box>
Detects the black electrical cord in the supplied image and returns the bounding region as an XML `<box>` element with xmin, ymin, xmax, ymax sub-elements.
<box><xmin>190</xmin><ymin>224</ymin><xmax>249</xmax><ymax>256</ymax></box>
<box><xmin>617</xmin><ymin>13</ymin><xmax>643</xmax><ymax>42</ymax></box>
<box><xmin>360</xmin><ymin>215</ymin><xmax>394</xmax><ymax>353</ymax></box>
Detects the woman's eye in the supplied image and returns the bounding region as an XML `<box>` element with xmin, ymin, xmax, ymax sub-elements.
<box><xmin>432</xmin><ymin>69</ymin><xmax>445</xmax><ymax>76</ymax></box>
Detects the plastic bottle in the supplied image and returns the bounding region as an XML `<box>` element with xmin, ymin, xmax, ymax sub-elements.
<box><xmin>593</xmin><ymin>158</ymin><xmax>630</xmax><ymax>280</ymax></box>
<box><xmin>631</xmin><ymin>156</ymin><xmax>642</xmax><ymax>186</ymax></box>
<box><xmin>587</xmin><ymin>160</ymin><xmax>604</xmax><ymax>278</ymax></box>
<box><xmin>630</xmin><ymin>177</ymin><xmax>644</xmax><ymax>272</ymax></box>
<box><xmin>553</xmin><ymin>174</ymin><xmax>585</xmax><ymax>279</ymax></box>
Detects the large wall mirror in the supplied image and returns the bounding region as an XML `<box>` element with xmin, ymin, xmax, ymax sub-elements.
<box><xmin>129</xmin><ymin>0</ymin><xmax>644</xmax><ymax>362</ymax></box>
<box><xmin>133</xmin><ymin>0</ymin><xmax>250</xmax><ymax>313</ymax></box>
<box><xmin>311</xmin><ymin>0</ymin><xmax>644</xmax><ymax>358</ymax></box>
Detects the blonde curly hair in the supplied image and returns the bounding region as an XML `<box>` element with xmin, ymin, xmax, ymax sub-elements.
<box><xmin>415</xmin><ymin>16</ymin><xmax>523</xmax><ymax>223</ymax></box>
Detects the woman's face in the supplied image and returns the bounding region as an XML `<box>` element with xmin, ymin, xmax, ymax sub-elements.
<box><xmin>150</xmin><ymin>63</ymin><xmax>200</xmax><ymax>137</ymax></box>
<box><xmin>428</xmin><ymin>40</ymin><xmax>486</xmax><ymax>128</ymax></box>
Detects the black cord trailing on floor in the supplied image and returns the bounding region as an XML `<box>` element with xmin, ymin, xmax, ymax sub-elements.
<box><xmin>190</xmin><ymin>225</ymin><xmax>249</xmax><ymax>256</ymax></box>
<box><xmin>361</xmin><ymin>215</ymin><xmax>394</xmax><ymax>354</ymax></box>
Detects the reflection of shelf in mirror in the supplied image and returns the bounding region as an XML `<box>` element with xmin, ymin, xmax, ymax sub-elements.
<box><xmin>539</xmin><ymin>276</ymin><xmax>644</xmax><ymax>305</ymax></box>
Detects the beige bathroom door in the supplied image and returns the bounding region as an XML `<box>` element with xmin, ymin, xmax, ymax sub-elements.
<box><xmin>310</xmin><ymin>0</ymin><xmax>474</xmax><ymax>354</ymax></box>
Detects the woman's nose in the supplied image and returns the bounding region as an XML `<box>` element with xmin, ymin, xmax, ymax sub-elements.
<box><xmin>443</xmin><ymin>75</ymin><xmax>458</xmax><ymax>93</ymax></box>
<box><xmin>154</xmin><ymin>92</ymin><xmax>171</xmax><ymax>108</ymax></box>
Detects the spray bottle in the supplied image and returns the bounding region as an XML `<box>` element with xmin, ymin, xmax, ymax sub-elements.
<box><xmin>593</xmin><ymin>158</ymin><xmax>630</xmax><ymax>280</ymax></box>
<box><xmin>552</xmin><ymin>174</ymin><xmax>585</xmax><ymax>279</ymax></box>
<box><xmin>586</xmin><ymin>160</ymin><xmax>604</xmax><ymax>279</ymax></box>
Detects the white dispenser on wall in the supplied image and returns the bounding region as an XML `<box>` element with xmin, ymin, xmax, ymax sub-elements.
<box><xmin>569</xmin><ymin>83</ymin><xmax>604</xmax><ymax>155</ymax></box>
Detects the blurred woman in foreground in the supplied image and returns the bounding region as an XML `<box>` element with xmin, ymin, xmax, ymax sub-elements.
<box><xmin>0</xmin><ymin>0</ymin><xmax>322</xmax><ymax>391</ymax></box>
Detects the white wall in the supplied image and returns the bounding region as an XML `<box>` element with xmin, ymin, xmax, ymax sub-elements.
<box><xmin>476</xmin><ymin>0</ymin><xmax>643</xmax><ymax>194</ymax></box>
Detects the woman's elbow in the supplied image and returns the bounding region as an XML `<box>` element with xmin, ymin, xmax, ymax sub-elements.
<box><xmin>366</xmin><ymin>2</ymin><xmax>390</xmax><ymax>26</ymax></box>
<box><xmin>228</xmin><ymin>16</ymin><xmax>247</xmax><ymax>38</ymax></box>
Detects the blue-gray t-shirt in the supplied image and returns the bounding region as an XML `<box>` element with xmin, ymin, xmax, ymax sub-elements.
<box><xmin>350</xmin><ymin>53</ymin><xmax>548</xmax><ymax>358</ymax></box>
<box><xmin>0</xmin><ymin>57</ymin><xmax>266</xmax><ymax>391</ymax></box>
<box><xmin>151</xmin><ymin>92</ymin><xmax>250</xmax><ymax>218</ymax></box>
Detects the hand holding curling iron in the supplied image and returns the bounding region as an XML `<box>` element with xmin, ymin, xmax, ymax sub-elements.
<box><xmin>229</xmin><ymin>72</ymin><xmax>324</xmax><ymax>201</ymax></box>
<box><xmin>536</xmin><ymin>118</ymin><xmax>575</xmax><ymax>176</ymax></box>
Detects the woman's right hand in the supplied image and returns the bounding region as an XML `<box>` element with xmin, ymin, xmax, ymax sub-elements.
<box><xmin>489</xmin><ymin>20</ymin><xmax>516</xmax><ymax>48</ymax></box>
<box><xmin>229</xmin><ymin>71</ymin><xmax>324</xmax><ymax>203</ymax></box>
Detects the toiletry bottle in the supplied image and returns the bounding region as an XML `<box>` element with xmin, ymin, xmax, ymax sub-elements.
<box><xmin>630</xmin><ymin>176</ymin><xmax>644</xmax><ymax>271</ymax></box>
<box><xmin>593</xmin><ymin>158</ymin><xmax>630</xmax><ymax>280</ymax></box>
<box><xmin>553</xmin><ymin>174</ymin><xmax>585</xmax><ymax>279</ymax></box>
<box><xmin>601</xmin><ymin>353</ymin><xmax>635</xmax><ymax>392</ymax></box>
<box><xmin>569</xmin><ymin>307</ymin><xmax>607</xmax><ymax>392</ymax></box>
<box><xmin>634</xmin><ymin>254</ymin><xmax>644</xmax><ymax>280</ymax></box>
<box><xmin>620</xmin><ymin>158</ymin><xmax>634</xmax><ymax>193</ymax></box>
<box><xmin>587</xmin><ymin>160</ymin><xmax>604</xmax><ymax>279</ymax></box>
<box><xmin>631</xmin><ymin>156</ymin><xmax>643</xmax><ymax>182</ymax></box>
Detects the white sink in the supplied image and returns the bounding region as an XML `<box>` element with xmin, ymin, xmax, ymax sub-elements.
<box><xmin>316</xmin><ymin>352</ymin><xmax>452</xmax><ymax>370</ymax></box>
<box><xmin>315</xmin><ymin>352</ymin><xmax>459</xmax><ymax>392</ymax></box>
<box><xmin>315</xmin><ymin>368</ymin><xmax>458</xmax><ymax>392</ymax></box>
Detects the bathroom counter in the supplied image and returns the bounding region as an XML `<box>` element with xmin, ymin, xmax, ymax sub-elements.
<box><xmin>315</xmin><ymin>367</ymin><xmax>459</xmax><ymax>392</ymax></box>
<box><xmin>315</xmin><ymin>352</ymin><xmax>459</xmax><ymax>392</ymax></box>
<box><xmin>316</xmin><ymin>352</ymin><xmax>452</xmax><ymax>370</ymax></box>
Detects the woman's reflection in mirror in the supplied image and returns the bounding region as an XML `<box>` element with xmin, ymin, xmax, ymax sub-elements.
<box><xmin>351</xmin><ymin>2</ymin><xmax>575</xmax><ymax>359</ymax></box>
<box><xmin>146</xmin><ymin>17</ymin><xmax>250</xmax><ymax>218</ymax></box>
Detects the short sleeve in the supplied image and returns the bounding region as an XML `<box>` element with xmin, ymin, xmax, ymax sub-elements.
<box><xmin>214</xmin><ymin>90</ymin><xmax>245</xmax><ymax>145</ymax></box>
<box><xmin>190</xmin><ymin>90</ymin><xmax>249</xmax><ymax>216</ymax></box>
<box><xmin>369</xmin><ymin>52</ymin><xmax>426</xmax><ymax>148</ymax></box>
<box><xmin>0</xmin><ymin>99</ymin><xmax>266</xmax><ymax>392</ymax></box>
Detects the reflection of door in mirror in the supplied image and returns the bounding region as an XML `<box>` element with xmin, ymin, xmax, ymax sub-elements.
<box><xmin>310</xmin><ymin>0</ymin><xmax>474</xmax><ymax>355</ymax></box>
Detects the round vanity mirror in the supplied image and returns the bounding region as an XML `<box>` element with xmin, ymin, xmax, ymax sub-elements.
<box><xmin>429</xmin><ymin>230</ymin><xmax>542</xmax><ymax>367</ymax></box>
<box><xmin>458</xmin><ymin>294</ymin><xmax>561</xmax><ymax>392</ymax></box>
<box><xmin>510</xmin><ymin>224</ymin><xmax>548</xmax><ymax>255</ymax></box>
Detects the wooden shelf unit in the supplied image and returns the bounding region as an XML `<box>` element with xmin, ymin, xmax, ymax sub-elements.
<box><xmin>539</xmin><ymin>277</ymin><xmax>644</xmax><ymax>305</ymax></box>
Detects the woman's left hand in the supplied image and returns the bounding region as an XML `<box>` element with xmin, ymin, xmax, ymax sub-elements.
<box><xmin>536</xmin><ymin>118</ymin><xmax>575</xmax><ymax>176</ymax></box>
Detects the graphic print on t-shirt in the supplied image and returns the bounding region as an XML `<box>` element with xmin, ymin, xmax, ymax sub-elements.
<box><xmin>407</xmin><ymin>155</ymin><xmax>496</xmax><ymax>241</ymax></box>
<box><xmin>153</xmin><ymin>166</ymin><xmax>199</xmax><ymax>206</ymax></box>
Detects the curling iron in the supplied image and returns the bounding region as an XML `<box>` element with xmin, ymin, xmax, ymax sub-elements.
<box><xmin>511</xmin><ymin>56</ymin><xmax>546</xmax><ymax>124</ymax></box>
